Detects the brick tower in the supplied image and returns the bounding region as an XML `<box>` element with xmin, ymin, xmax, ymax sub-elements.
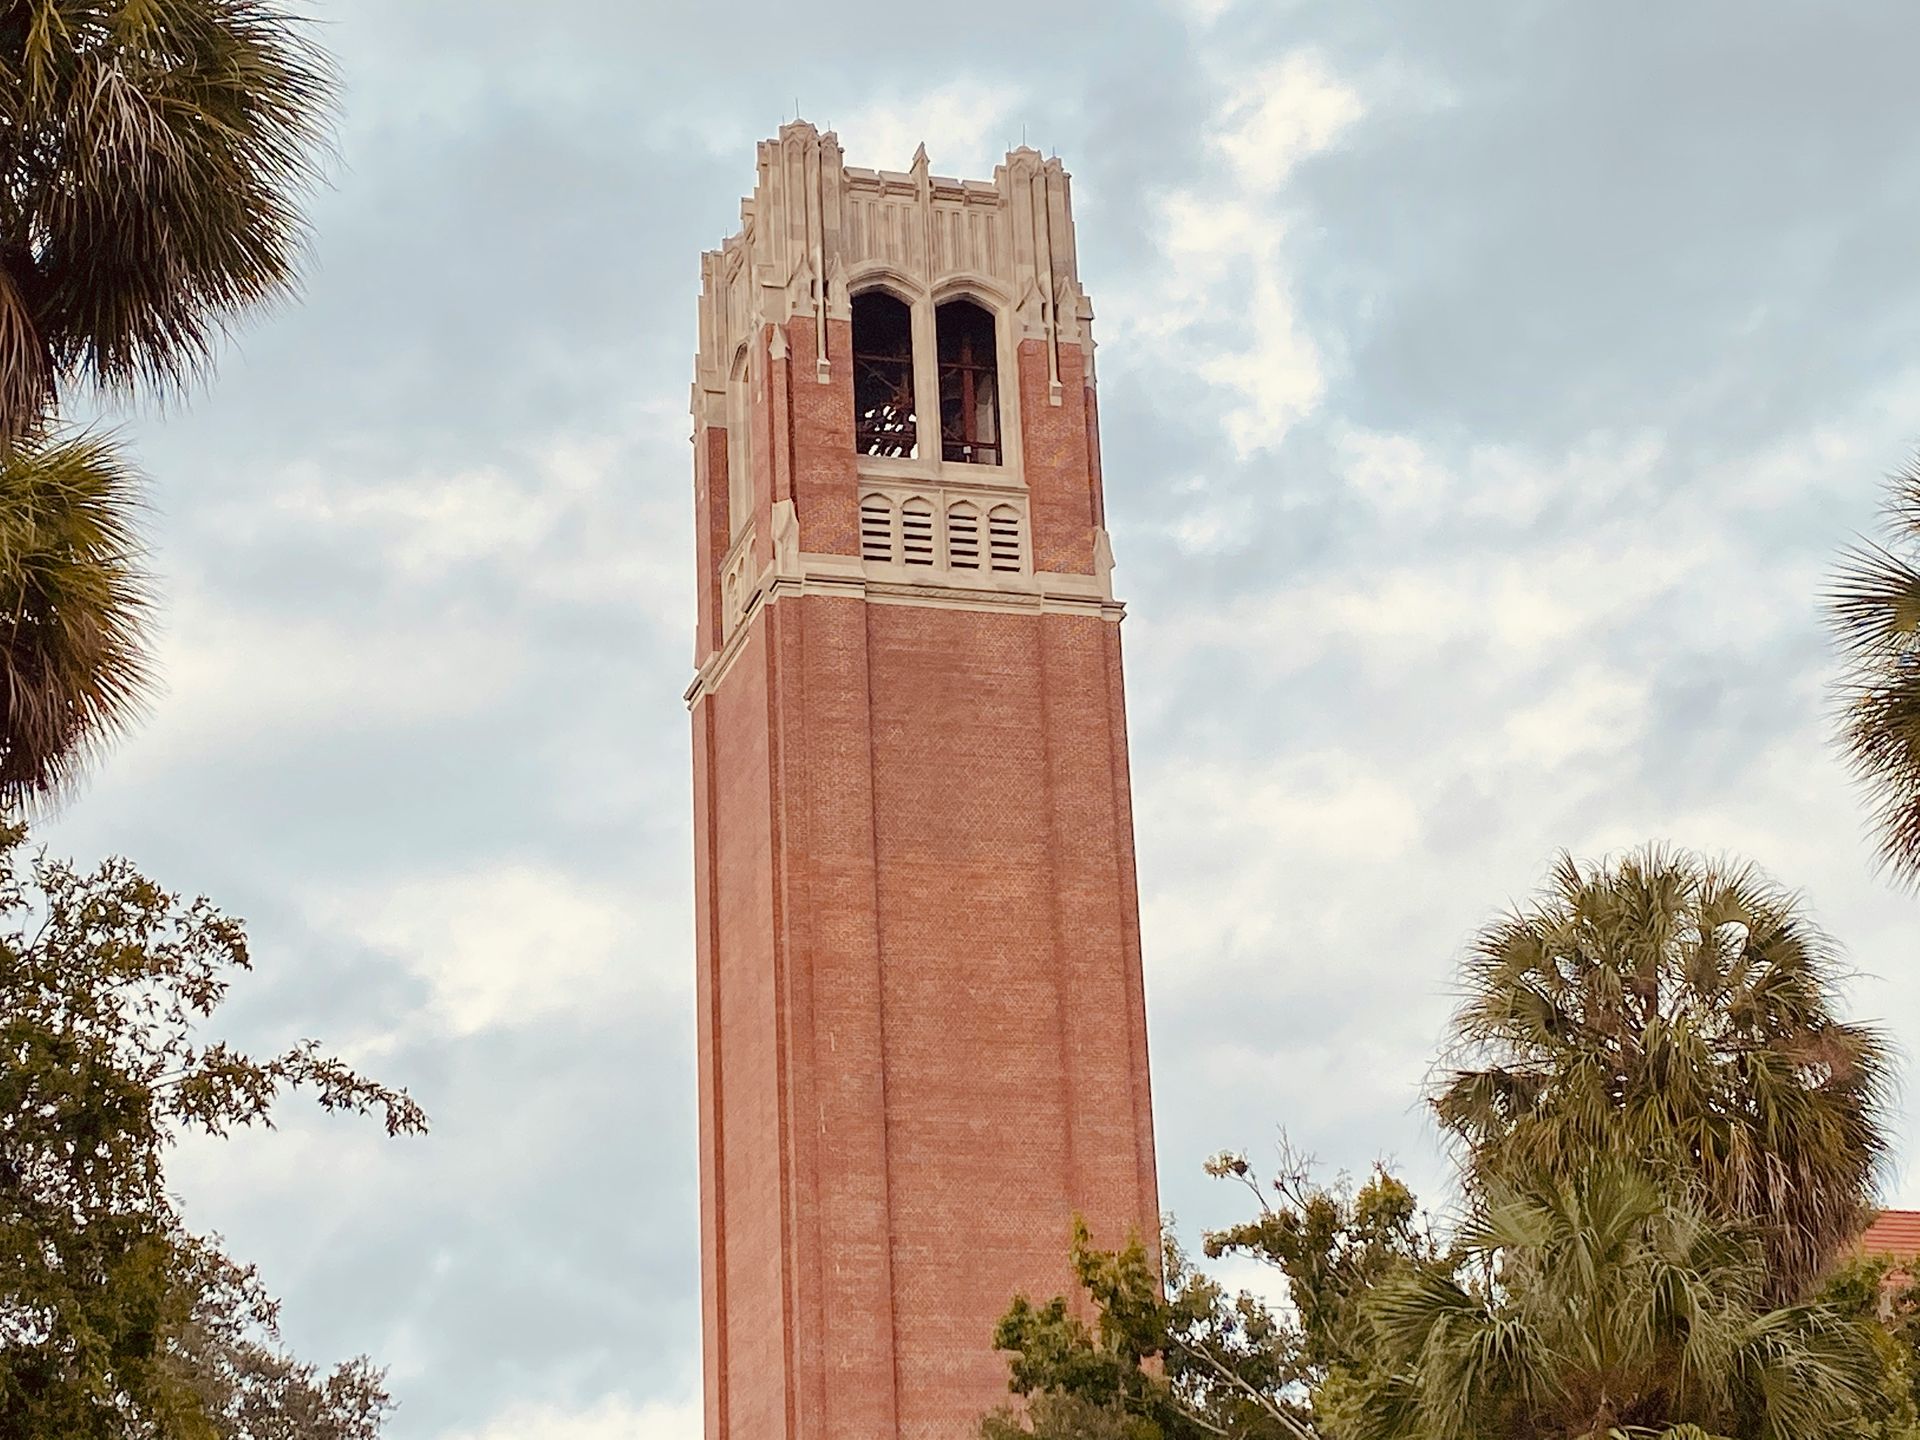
<box><xmin>687</xmin><ymin>122</ymin><xmax>1160</xmax><ymax>1440</ymax></box>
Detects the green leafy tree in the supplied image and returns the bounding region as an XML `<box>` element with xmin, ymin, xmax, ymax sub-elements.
<box><xmin>162</xmin><ymin>1238</ymin><xmax>395</xmax><ymax>1440</ymax></box>
<box><xmin>0</xmin><ymin>826</ymin><xmax>425</xmax><ymax>1437</ymax></box>
<box><xmin>986</xmin><ymin>1222</ymin><xmax>1303</xmax><ymax>1440</ymax></box>
<box><xmin>1434</xmin><ymin>846</ymin><xmax>1891</xmax><ymax>1302</ymax></box>
<box><xmin>1202</xmin><ymin>1146</ymin><xmax>1433</xmax><ymax>1412</ymax></box>
<box><xmin>1345</xmin><ymin>1166</ymin><xmax>1888</xmax><ymax>1440</ymax></box>
<box><xmin>985</xmin><ymin>1151</ymin><xmax>1434</xmax><ymax>1439</ymax></box>
<box><xmin>1813</xmin><ymin>1254</ymin><xmax>1920</xmax><ymax>1440</ymax></box>
<box><xmin>1829</xmin><ymin>457</ymin><xmax>1920</xmax><ymax>886</ymax></box>
<box><xmin>0</xmin><ymin>0</ymin><xmax>331</xmax><ymax>805</ymax></box>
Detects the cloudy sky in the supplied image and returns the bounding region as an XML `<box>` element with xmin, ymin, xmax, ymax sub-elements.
<box><xmin>38</xmin><ymin>2</ymin><xmax>1920</xmax><ymax>1436</ymax></box>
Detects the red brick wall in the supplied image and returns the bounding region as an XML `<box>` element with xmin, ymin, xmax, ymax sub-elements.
<box><xmin>700</xmin><ymin>623</ymin><xmax>789</xmax><ymax>1440</ymax></box>
<box><xmin>864</xmin><ymin>600</ymin><xmax>1157</xmax><ymax>1434</ymax></box>
<box><xmin>1019</xmin><ymin>339</ymin><xmax>1098</xmax><ymax>577</ymax></box>
<box><xmin>784</xmin><ymin>316</ymin><xmax>861</xmax><ymax>558</ymax></box>
<box><xmin>765</xmin><ymin>590</ymin><xmax>903</xmax><ymax>1440</ymax></box>
<box><xmin>691</xmin><ymin>312</ymin><xmax>1158</xmax><ymax>1440</ymax></box>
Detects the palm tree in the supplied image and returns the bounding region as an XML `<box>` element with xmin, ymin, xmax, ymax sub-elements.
<box><xmin>1829</xmin><ymin>456</ymin><xmax>1920</xmax><ymax>886</ymax></box>
<box><xmin>1342</xmin><ymin>1166</ymin><xmax>1887</xmax><ymax>1440</ymax></box>
<box><xmin>0</xmin><ymin>0</ymin><xmax>330</xmax><ymax>805</ymax></box>
<box><xmin>0</xmin><ymin>434</ymin><xmax>148</xmax><ymax>804</ymax></box>
<box><xmin>1434</xmin><ymin>847</ymin><xmax>1891</xmax><ymax>1304</ymax></box>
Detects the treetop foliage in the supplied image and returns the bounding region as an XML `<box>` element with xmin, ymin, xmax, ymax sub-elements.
<box><xmin>0</xmin><ymin>825</ymin><xmax>424</xmax><ymax>1436</ymax></box>
<box><xmin>1344</xmin><ymin>1165</ymin><xmax>1884</xmax><ymax>1440</ymax></box>
<box><xmin>0</xmin><ymin>0</ymin><xmax>333</xmax><ymax>435</ymax></box>
<box><xmin>987</xmin><ymin>846</ymin><xmax>1912</xmax><ymax>1440</ymax></box>
<box><xmin>0</xmin><ymin>433</ymin><xmax>151</xmax><ymax>809</ymax></box>
<box><xmin>1829</xmin><ymin>456</ymin><xmax>1920</xmax><ymax>888</ymax></box>
<box><xmin>1436</xmin><ymin>845</ymin><xmax>1891</xmax><ymax>1303</ymax></box>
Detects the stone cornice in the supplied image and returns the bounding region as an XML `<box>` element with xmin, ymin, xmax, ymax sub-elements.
<box><xmin>684</xmin><ymin>560</ymin><xmax>1125</xmax><ymax>708</ymax></box>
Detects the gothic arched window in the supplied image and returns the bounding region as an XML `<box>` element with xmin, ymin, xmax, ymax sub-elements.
<box><xmin>937</xmin><ymin>299</ymin><xmax>1001</xmax><ymax>466</ymax></box>
<box><xmin>852</xmin><ymin>291</ymin><xmax>917</xmax><ymax>458</ymax></box>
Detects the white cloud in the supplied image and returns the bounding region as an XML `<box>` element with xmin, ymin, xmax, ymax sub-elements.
<box><xmin>1500</xmin><ymin>665</ymin><xmax>1650</xmax><ymax>769</ymax></box>
<box><xmin>1164</xmin><ymin>473</ymin><xmax>1258</xmax><ymax>553</ymax></box>
<box><xmin>1213</xmin><ymin>55</ymin><xmax>1368</xmax><ymax>193</ymax></box>
<box><xmin>1337</xmin><ymin>428</ymin><xmax>1453</xmax><ymax>514</ymax></box>
<box><xmin>142</xmin><ymin>584</ymin><xmax>521</xmax><ymax>751</ymax></box>
<box><xmin>274</xmin><ymin>463</ymin><xmax>558</xmax><ymax>580</ymax></box>
<box><xmin>1331</xmin><ymin>425</ymin><xmax>1670</xmax><ymax>527</ymax></box>
<box><xmin>1162</xmin><ymin>0</ymin><xmax>1238</xmax><ymax>27</ymax></box>
<box><xmin>441</xmin><ymin>1395</ymin><xmax>700</xmax><ymax>1440</ymax></box>
<box><xmin>1109</xmin><ymin>51</ymin><xmax>1364</xmax><ymax>456</ymax></box>
<box><xmin>832</xmin><ymin>81</ymin><xmax>1024</xmax><ymax>181</ymax></box>
<box><xmin>103</xmin><ymin>409</ymin><xmax>693</xmax><ymax>786</ymax></box>
<box><xmin>1137</xmin><ymin>189</ymin><xmax>1325</xmax><ymax>457</ymax></box>
<box><xmin>262</xmin><ymin>414</ymin><xmax>690</xmax><ymax>622</ymax></box>
<box><xmin>1580</xmin><ymin>729</ymin><xmax>1871</xmax><ymax>887</ymax></box>
<box><xmin>1474</xmin><ymin>432</ymin><xmax>1668</xmax><ymax>528</ymax></box>
<box><xmin>1203</xmin><ymin>262</ymin><xmax>1328</xmax><ymax>456</ymax></box>
<box><xmin>1160</xmin><ymin>541</ymin><xmax>1690</xmax><ymax>679</ymax></box>
<box><xmin>309</xmin><ymin>864</ymin><xmax>685</xmax><ymax>1036</ymax></box>
<box><xmin>1137</xmin><ymin>751</ymin><xmax>1424</xmax><ymax>998</ymax></box>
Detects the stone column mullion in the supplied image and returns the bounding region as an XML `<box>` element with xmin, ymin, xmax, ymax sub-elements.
<box><xmin>910</xmin><ymin>295</ymin><xmax>940</xmax><ymax>465</ymax></box>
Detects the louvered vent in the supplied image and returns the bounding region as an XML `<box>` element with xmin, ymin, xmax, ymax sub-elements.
<box><xmin>859</xmin><ymin>494</ymin><xmax>894</xmax><ymax>562</ymax></box>
<box><xmin>947</xmin><ymin>504</ymin><xmax>981</xmax><ymax>568</ymax></box>
<box><xmin>988</xmin><ymin>506</ymin><xmax>1021</xmax><ymax>572</ymax></box>
<box><xmin>901</xmin><ymin>499</ymin><xmax>935</xmax><ymax>566</ymax></box>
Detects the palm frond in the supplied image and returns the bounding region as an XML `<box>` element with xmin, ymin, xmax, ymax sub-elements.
<box><xmin>0</xmin><ymin>259</ymin><xmax>54</xmax><ymax>436</ymax></box>
<box><xmin>1826</xmin><ymin>454</ymin><xmax>1920</xmax><ymax>884</ymax></box>
<box><xmin>1366</xmin><ymin>1167</ymin><xmax>1881</xmax><ymax>1440</ymax></box>
<box><xmin>0</xmin><ymin>429</ymin><xmax>154</xmax><ymax>809</ymax></box>
<box><xmin>1436</xmin><ymin>846</ymin><xmax>1891</xmax><ymax>1303</ymax></box>
<box><xmin>0</xmin><ymin>3</ymin><xmax>327</xmax><ymax>800</ymax></box>
<box><xmin>0</xmin><ymin>0</ymin><xmax>333</xmax><ymax>434</ymax></box>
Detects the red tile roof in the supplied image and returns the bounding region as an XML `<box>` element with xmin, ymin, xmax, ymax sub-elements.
<box><xmin>1861</xmin><ymin>1209</ymin><xmax>1920</xmax><ymax>1258</ymax></box>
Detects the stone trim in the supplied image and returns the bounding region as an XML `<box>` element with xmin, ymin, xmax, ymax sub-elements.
<box><xmin>717</xmin><ymin>518</ymin><xmax>759</xmax><ymax>638</ymax></box>
<box><xmin>685</xmin><ymin>553</ymin><xmax>1125</xmax><ymax>706</ymax></box>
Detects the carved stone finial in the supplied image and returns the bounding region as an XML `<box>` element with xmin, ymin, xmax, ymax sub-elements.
<box><xmin>911</xmin><ymin>142</ymin><xmax>929</xmax><ymax>173</ymax></box>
